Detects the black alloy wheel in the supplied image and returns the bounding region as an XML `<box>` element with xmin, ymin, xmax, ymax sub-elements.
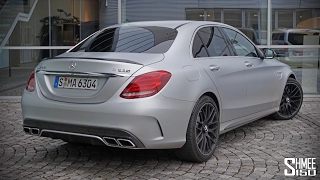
<box><xmin>195</xmin><ymin>103</ymin><xmax>219</xmax><ymax>155</ymax></box>
<box><xmin>174</xmin><ymin>95</ymin><xmax>220</xmax><ymax>162</ymax></box>
<box><xmin>272</xmin><ymin>78</ymin><xmax>303</xmax><ymax>120</ymax></box>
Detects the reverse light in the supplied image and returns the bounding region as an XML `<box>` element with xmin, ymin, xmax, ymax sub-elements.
<box><xmin>120</xmin><ymin>71</ymin><xmax>171</xmax><ymax>99</ymax></box>
<box><xmin>26</xmin><ymin>71</ymin><xmax>35</xmax><ymax>92</ymax></box>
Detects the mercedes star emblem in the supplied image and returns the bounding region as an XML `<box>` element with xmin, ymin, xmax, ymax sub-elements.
<box><xmin>69</xmin><ymin>61</ymin><xmax>76</xmax><ymax>71</ymax></box>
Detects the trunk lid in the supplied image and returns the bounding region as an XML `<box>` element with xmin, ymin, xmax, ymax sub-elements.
<box><xmin>36</xmin><ymin>53</ymin><xmax>164</xmax><ymax>104</ymax></box>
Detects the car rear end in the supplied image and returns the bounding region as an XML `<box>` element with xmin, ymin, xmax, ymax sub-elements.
<box><xmin>21</xmin><ymin>23</ymin><xmax>194</xmax><ymax>149</ymax></box>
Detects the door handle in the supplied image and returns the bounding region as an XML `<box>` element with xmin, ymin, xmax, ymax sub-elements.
<box><xmin>245</xmin><ymin>61</ymin><xmax>253</xmax><ymax>67</ymax></box>
<box><xmin>209</xmin><ymin>65</ymin><xmax>220</xmax><ymax>71</ymax></box>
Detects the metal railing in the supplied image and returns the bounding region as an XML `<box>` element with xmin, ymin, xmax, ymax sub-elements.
<box><xmin>0</xmin><ymin>0</ymin><xmax>38</xmax><ymax>48</ymax></box>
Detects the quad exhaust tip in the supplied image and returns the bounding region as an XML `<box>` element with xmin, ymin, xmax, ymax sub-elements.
<box><xmin>23</xmin><ymin>127</ymin><xmax>136</xmax><ymax>148</ymax></box>
<box><xmin>103</xmin><ymin>137</ymin><xmax>136</xmax><ymax>148</ymax></box>
<box><xmin>24</xmin><ymin>127</ymin><xmax>40</xmax><ymax>136</ymax></box>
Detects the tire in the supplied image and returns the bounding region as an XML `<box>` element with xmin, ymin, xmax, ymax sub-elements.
<box><xmin>271</xmin><ymin>78</ymin><xmax>303</xmax><ymax>120</ymax></box>
<box><xmin>174</xmin><ymin>95</ymin><xmax>220</xmax><ymax>162</ymax></box>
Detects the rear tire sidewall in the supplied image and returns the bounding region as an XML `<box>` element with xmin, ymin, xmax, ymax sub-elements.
<box><xmin>187</xmin><ymin>96</ymin><xmax>220</xmax><ymax>162</ymax></box>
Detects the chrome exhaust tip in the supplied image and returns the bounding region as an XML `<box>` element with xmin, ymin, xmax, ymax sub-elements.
<box><xmin>23</xmin><ymin>127</ymin><xmax>40</xmax><ymax>136</ymax></box>
<box><xmin>117</xmin><ymin>138</ymin><xmax>136</xmax><ymax>148</ymax></box>
<box><xmin>103</xmin><ymin>137</ymin><xmax>136</xmax><ymax>148</ymax></box>
<box><xmin>31</xmin><ymin>128</ymin><xmax>40</xmax><ymax>135</ymax></box>
<box><xmin>23</xmin><ymin>127</ymin><xmax>31</xmax><ymax>134</ymax></box>
<box><xmin>103</xmin><ymin>137</ymin><xmax>119</xmax><ymax>146</ymax></box>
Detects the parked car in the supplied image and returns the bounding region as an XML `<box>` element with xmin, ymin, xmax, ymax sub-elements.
<box><xmin>21</xmin><ymin>21</ymin><xmax>303</xmax><ymax>162</ymax></box>
<box><xmin>272</xmin><ymin>28</ymin><xmax>320</xmax><ymax>68</ymax></box>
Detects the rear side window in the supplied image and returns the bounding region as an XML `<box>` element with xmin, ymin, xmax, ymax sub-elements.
<box><xmin>197</xmin><ymin>27</ymin><xmax>231</xmax><ymax>57</ymax></box>
<box><xmin>71</xmin><ymin>26</ymin><xmax>178</xmax><ymax>53</ymax></box>
<box><xmin>192</xmin><ymin>34</ymin><xmax>209</xmax><ymax>58</ymax></box>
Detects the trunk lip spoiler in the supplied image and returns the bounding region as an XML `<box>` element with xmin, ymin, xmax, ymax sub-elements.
<box><xmin>36</xmin><ymin>70</ymin><xmax>131</xmax><ymax>77</ymax></box>
<box><xmin>41</xmin><ymin>56</ymin><xmax>144</xmax><ymax>65</ymax></box>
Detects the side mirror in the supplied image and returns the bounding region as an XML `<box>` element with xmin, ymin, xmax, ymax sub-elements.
<box><xmin>262</xmin><ymin>48</ymin><xmax>275</xmax><ymax>59</ymax></box>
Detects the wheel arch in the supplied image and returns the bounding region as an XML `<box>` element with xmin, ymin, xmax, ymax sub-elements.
<box><xmin>201</xmin><ymin>92</ymin><xmax>220</xmax><ymax>113</ymax></box>
<box><xmin>288</xmin><ymin>73</ymin><xmax>296</xmax><ymax>80</ymax></box>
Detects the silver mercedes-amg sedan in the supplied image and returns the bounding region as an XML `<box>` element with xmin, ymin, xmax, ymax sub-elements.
<box><xmin>21</xmin><ymin>21</ymin><xmax>303</xmax><ymax>162</ymax></box>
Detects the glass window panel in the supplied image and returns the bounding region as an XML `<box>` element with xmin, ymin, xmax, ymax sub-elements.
<box><xmin>224</xmin><ymin>9</ymin><xmax>241</xmax><ymax>27</ymax></box>
<box><xmin>186</xmin><ymin>9</ymin><xmax>205</xmax><ymax>21</ymax></box>
<box><xmin>278</xmin><ymin>10</ymin><xmax>293</xmax><ymax>28</ymax></box>
<box><xmin>273</xmin><ymin>48</ymin><xmax>320</xmax><ymax>94</ymax></box>
<box><xmin>242</xmin><ymin>9</ymin><xmax>268</xmax><ymax>45</ymax></box>
<box><xmin>6</xmin><ymin>0</ymin><xmax>49</xmax><ymax>46</ymax></box>
<box><xmin>296</xmin><ymin>9</ymin><xmax>319</xmax><ymax>29</ymax></box>
<box><xmin>50</xmin><ymin>0</ymin><xmax>80</xmax><ymax>46</ymax></box>
<box><xmin>198</xmin><ymin>27</ymin><xmax>231</xmax><ymax>57</ymax></box>
<box><xmin>207</xmin><ymin>9</ymin><xmax>222</xmax><ymax>22</ymax></box>
<box><xmin>72</xmin><ymin>26</ymin><xmax>178</xmax><ymax>53</ymax></box>
<box><xmin>192</xmin><ymin>34</ymin><xmax>208</xmax><ymax>58</ymax></box>
<box><xmin>223</xmin><ymin>28</ymin><xmax>258</xmax><ymax>57</ymax></box>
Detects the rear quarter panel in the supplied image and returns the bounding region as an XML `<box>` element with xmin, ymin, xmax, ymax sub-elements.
<box><xmin>270</xmin><ymin>59</ymin><xmax>296</xmax><ymax>108</ymax></box>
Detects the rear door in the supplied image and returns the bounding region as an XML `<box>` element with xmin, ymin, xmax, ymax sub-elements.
<box><xmin>193</xmin><ymin>26</ymin><xmax>247</xmax><ymax>122</ymax></box>
<box><xmin>222</xmin><ymin>27</ymin><xmax>277</xmax><ymax>115</ymax></box>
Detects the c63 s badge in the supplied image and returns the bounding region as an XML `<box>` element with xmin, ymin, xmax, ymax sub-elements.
<box><xmin>118</xmin><ymin>69</ymin><xmax>130</xmax><ymax>73</ymax></box>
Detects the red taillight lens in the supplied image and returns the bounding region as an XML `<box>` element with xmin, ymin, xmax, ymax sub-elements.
<box><xmin>26</xmin><ymin>71</ymin><xmax>35</xmax><ymax>92</ymax></box>
<box><xmin>120</xmin><ymin>71</ymin><xmax>171</xmax><ymax>99</ymax></box>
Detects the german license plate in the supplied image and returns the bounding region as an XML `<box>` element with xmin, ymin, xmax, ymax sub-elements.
<box><xmin>53</xmin><ymin>76</ymin><xmax>98</xmax><ymax>90</ymax></box>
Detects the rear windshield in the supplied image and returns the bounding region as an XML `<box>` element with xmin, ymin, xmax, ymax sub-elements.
<box><xmin>71</xmin><ymin>26</ymin><xmax>178</xmax><ymax>53</ymax></box>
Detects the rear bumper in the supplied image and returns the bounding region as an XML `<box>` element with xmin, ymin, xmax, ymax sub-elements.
<box><xmin>21</xmin><ymin>89</ymin><xmax>194</xmax><ymax>149</ymax></box>
<box><xmin>23</xmin><ymin>120</ymin><xmax>145</xmax><ymax>148</ymax></box>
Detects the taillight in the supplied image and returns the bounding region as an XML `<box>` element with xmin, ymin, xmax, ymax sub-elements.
<box><xmin>120</xmin><ymin>71</ymin><xmax>171</xmax><ymax>99</ymax></box>
<box><xmin>26</xmin><ymin>71</ymin><xmax>35</xmax><ymax>92</ymax></box>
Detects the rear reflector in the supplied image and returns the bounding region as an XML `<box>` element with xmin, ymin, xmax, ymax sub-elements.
<box><xmin>26</xmin><ymin>71</ymin><xmax>35</xmax><ymax>92</ymax></box>
<box><xmin>120</xmin><ymin>71</ymin><xmax>171</xmax><ymax>99</ymax></box>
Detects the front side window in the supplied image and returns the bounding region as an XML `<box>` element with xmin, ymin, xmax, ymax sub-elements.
<box><xmin>222</xmin><ymin>28</ymin><xmax>258</xmax><ymax>57</ymax></box>
<box><xmin>197</xmin><ymin>27</ymin><xmax>232</xmax><ymax>57</ymax></box>
<box><xmin>71</xmin><ymin>26</ymin><xmax>178</xmax><ymax>53</ymax></box>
